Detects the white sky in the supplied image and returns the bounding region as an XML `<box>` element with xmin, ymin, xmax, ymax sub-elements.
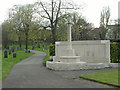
<box><xmin>0</xmin><ymin>0</ymin><xmax>119</xmax><ymax>27</ymax></box>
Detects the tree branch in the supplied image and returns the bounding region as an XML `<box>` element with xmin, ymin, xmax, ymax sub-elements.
<box><xmin>54</xmin><ymin>0</ymin><xmax>61</xmax><ymax>27</ymax></box>
<box><xmin>40</xmin><ymin>14</ymin><xmax>50</xmax><ymax>20</ymax></box>
<box><xmin>40</xmin><ymin>1</ymin><xmax>51</xmax><ymax>21</ymax></box>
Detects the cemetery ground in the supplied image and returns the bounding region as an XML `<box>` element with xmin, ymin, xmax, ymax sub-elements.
<box><xmin>8</xmin><ymin>43</ymin><xmax>50</xmax><ymax>64</ymax></box>
<box><xmin>80</xmin><ymin>70</ymin><xmax>119</xmax><ymax>87</ymax></box>
<box><xmin>2</xmin><ymin>49</ymin><xmax>117</xmax><ymax>88</ymax></box>
<box><xmin>2</xmin><ymin>49</ymin><xmax>34</xmax><ymax>80</ymax></box>
<box><xmin>1</xmin><ymin>43</ymin><xmax>119</xmax><ymax>88</ymax></box>
<box><xmin>1</xmin><ymin>43</ymin><xmax>49</xmax><ymax>81</ymax></box>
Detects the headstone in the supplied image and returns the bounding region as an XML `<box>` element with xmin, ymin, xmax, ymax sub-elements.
<box><xmin>6</xmin><ymin>47</ymin><xmax>9</xmax><ymax>50</ymax></box>
<box><xmin>28</xmin><ymin>50</ymin><xmax>30</xmax><ymax>53</ymax></box>
<box><xmin>32</xmin><ymin>46</ymin><xmax>34</xmax><ymax>50</ymax></box>
<box><xmin>11</xmin><ymin>48</ymin><xmax>14</xmax><ymax>52</ymax></box>
<box><xmin>42</xmin><ymin>47</ymin><xmax>44</xmax><ymax>51</ymax></box>
<box><xmin>38</xmin><ymin>45</ymin><xmax>40</xmax><ymax>48</ymax></box>
<box><xmin>25</xmin><ymin>50</ymin><xmax>28</xmax><ymax>53</ymax></box>
<box><xmin>9</xmin><ymin>50</ymin><xmax>11</xmax><ymax>55</ymax></box>
<box><xmin>38</xmin><ymin>43</ymin><xmax>40</xmax><ymax>48</ymax></box>
<box><xmin>13</xmin><ymin>53</ymin><xmax>16</xmax><ymax>58</ymax></box>
<box><xmin>4</xmin><ymin>51</ymin><xmax>8</xmax><ymax>58</ymax></box>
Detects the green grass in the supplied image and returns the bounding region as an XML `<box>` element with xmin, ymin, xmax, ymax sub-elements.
<box><xmin>2</xmin><ymin>50</ymin><xmax>35</xmax><ymax>80</ymax></box>
<box><xmin>42</xmin><ymin>49</ymin><xmax>50</xmax><ymax>64</ymax></box>
<box><xmin>10</xmin><ymin>43</ymin><xmax>50</xmax><ymax>64</ymax></box>
<box><xmin>80</xmin><ymin>70</ymin><xmax>119</xmax><ymax>87</ymax></box>
<box><xmin>1</xmin><ymin>43</ymin><xmax>50</xmax><ymax>81</ymax></box>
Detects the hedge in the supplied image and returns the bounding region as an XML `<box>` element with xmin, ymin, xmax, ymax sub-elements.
<box><xmin>110</xmin><ymin>42</ymin><xmax>120</xmax><ymax>63</ymax></box>
<box><xmin>49</xmin><ymin>43</ymin><xmax>55</xmax><ymax>56</ymax></box>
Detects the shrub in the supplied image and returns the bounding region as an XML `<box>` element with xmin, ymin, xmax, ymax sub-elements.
<box><xmin>49</xmin><ymin>43</ymin><xmax>55</xmax><ymax>56</ymax></box>
<box><xmin>110</xmin><ymin>42</ymin><xmax>120</xmax><ymax>63</ymax></box>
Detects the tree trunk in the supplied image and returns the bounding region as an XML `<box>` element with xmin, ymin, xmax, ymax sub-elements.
<box><xmin>25</xmin><ymin>32</ymin><xmax>28</xmax><ymax>51</ymax></box>
<box><xmin>18</xmin><ymin>36</ymin><xmax>22</xmax><ymax>47</ymax></box>
<box><xmin>52</xmin><ymin>28</ymin><xmax>56</xmax><ymax>44</ymax></box>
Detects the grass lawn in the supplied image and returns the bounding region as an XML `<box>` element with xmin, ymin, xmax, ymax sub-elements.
<box><xmin>42</xmin><ymin>49</ymin><xmax>49</xmax><ymax>65</ymax></box>
<box><xmin>1</xmin><ymin>43</ymin><xmax>50</xmax><ymax>81</ymax></box>
<box><xmin>2</xmin><ymin>50</ymin><xmax>35</xmax><ymax>80</ymax></box>
<box><xmin>7</xmin><ymin>43</ymin><xmax>50</xmax><ymax>63</ymax></box>
<box><xmin>80</xmin><ymin>70</ymin><xmax>119</xmax><ymax>87</ymax></box>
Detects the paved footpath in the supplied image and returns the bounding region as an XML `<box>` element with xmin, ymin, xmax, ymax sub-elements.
<box><xmin>2</xmin><ymin>50</ymin><xmax>118</xmax><ymax>88</ymax></box>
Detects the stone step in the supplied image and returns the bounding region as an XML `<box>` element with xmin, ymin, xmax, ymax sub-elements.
<box><xmin>59</xmin><ymin>56</ymin><xmax>80</xmax><ymax>62</ymax></box>
<box><xmin>46</xmin><ymin>61</ymin><xmax>116</xmax><ymax>70</ymax></box>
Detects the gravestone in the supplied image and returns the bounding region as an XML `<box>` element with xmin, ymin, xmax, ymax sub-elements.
<box><xmin>25</xmin><ymin>50</ymin><xmax>28</xmax><ymax>53</ymax></box>
<box><xmin>13</xmin><ymin>53</ymin><xmax>16</xmax><ymax>58</ymax></box>
<box><xmin>28</xmin><ymin>50</ymin><xmax>30</xmax><ymax>53</ymax></box>
<box><xmin>6</xmin><ymin>47</ymin><xmax>9</xmax><ymax>50</ymax></box>
<box><xmin>38</xmin><ymin>43</ymin><xmax>40</xmax><ymax>48</ymax></box>
<box><xmin>38</xmin><ymin>45</ymin><xmax>40</xmax><ymax>48</ymax></box>
<box><xmin>25</xmin><ymin>50</ymin><xmax>30</xmax><ymax>53</ymax></box>
<box><xmin>32</xmin><ymin>46</ymin><xmax>35</xmax><ymax>50</ymax></box>
<box><xmin>9</xmin><ymin>50</ymin><xmax>11</xmax><ymax>55</ymax></box>
<box><xmin>4</xmin><ymin>51</ymin><xmax>8</xmax><ymax>58</ymax></box>
<box><xmin>42</xmin><ymin>47</ymin><xmax>44</xmax><ymax>51</ymax></box>
<box><xmin>11</xmin><ymin>48</ymin><xmax>14</xmax><ymax>52</ymax></box>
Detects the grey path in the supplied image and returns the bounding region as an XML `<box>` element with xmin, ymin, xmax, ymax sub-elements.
<box><xmin>2</xmin><ymin>50</ymin><xmax>118</xmax><ymax>88</ymax></box>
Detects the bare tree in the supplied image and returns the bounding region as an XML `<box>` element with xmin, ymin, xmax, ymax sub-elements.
<box><xmin>34</xmin><ymin>0</ymin><xmax>80</xmax><ymax>44</ymax></box>
<box><xmin>100</xmin><ymin>6</ymin><xmax>110</xmax><ymax>27</ymax></box>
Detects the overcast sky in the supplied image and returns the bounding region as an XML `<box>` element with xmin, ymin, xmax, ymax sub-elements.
<box><xmin>0</xmin><ymin>0</ymin><xmax>119</xmax><ymax>27</ymax></box>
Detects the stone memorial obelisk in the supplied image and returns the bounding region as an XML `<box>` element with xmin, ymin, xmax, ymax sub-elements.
<box><xmin>67</xmin><ymin>18</ymin><xmax>72</xmax><ymax>49</ymax></box>
<box><xmin>65</xmin><ymin>18</ymin><xmax>75</xmax><ymax>56</ymax></box>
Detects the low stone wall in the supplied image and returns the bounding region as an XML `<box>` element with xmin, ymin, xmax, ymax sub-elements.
<box><xmin>55</xmin><ymin>40</ymin><xmax>110</xmax><ymax>63</ymax></box>
<box><xmin>109</xmin><ymin>63</ymin><xmax>119</xmax><ymax>68</ymax></box>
